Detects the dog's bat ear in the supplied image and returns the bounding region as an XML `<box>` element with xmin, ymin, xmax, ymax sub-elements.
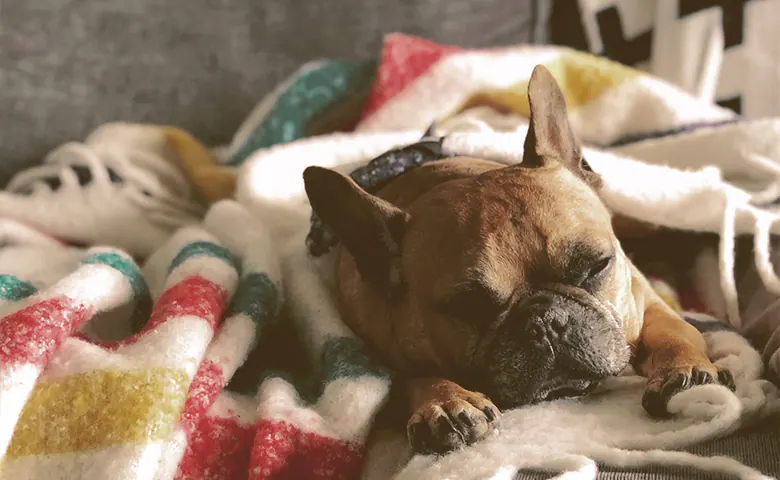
<box><xmin>422</xmin><ymin>122</ymin><xmax>437</xmax><ymax>139</ymax></box>
<box><xmin>523</xmin><ymin>65</ymin><xmax>578</xmax><ymax>169</ymax></box>
<box><xmin>522</xmin><ymin>65</ymin><xmax>602</xmax><ymax>188</ymax></box>
<box><xmin>303</xmin><ymin>166</ymin><xmax>409</xmax><ymax>290</ymax></box>
<box><xmin>522</xmin><ymin>66</ymin><xmax>599</xmax><ymax>180</ymax></box>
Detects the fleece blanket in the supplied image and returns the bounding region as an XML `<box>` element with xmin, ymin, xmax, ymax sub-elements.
<box><xmin>233</xmin><ymin>34</ymin><xmax>780</xmax><ymax>479</ymax></box>
<box><xmin>0</xmin><ymin>33</ymin><xmax>780</xmax><ymax>480</ymax></box>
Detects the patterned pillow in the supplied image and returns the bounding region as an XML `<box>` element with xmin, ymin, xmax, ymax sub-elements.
<box><xmin>551</xmin><ymin>0</ymin><xmax>780</xmax><ymax>118</ymax></box>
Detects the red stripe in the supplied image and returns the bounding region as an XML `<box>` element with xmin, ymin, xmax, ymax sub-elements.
<box><xmin>176</xmin><ymin>415</ymin><xmax>254</xmax><ymax>480</ymax></box>
<box><xmin>358</xmin><ymin>34</ymin><xmax>461</xmax><ymax>123</ymax></box>
<box><xmin>104</xmin><ymin>276</ymin><xmax>228</xmax><ymax>349</ymax></box>
<box><xmin>179</xmin><ymin>359</ymin><xmax>226</xmax><ymax>436</ymax></box>
<box><xmin>145</xmin><ymin>276</ymin><xmax>228</xmax><ymax>332</ymax></box>
<box><xmin>0</xmin><ymin>297</ymin><xmax>92</xmax><ymax>368</ymax></box>
<box><xmin>249</xmin><ymin>420</ymin><xmax>363</xmax><ymax>480</ymax></box>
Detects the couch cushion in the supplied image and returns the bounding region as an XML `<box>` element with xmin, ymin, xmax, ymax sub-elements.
<box><xmin>516</xmin><ymin>420</ymin><xmax>780</xmax><ymax>479</ymax></box>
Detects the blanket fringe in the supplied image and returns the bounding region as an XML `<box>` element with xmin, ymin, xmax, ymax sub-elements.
<box><xmin>588</xmin><ymin>446</ymin><xmax>775</xmax><ymax>480</ymax></box>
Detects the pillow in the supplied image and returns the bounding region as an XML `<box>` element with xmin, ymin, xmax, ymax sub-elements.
<box><xmin>551</xmin><ymin>0</ymin><xmax>780</xmax><ymax>118</ymax></box>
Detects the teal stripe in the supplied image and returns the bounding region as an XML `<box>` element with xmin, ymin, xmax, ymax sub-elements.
<box><xmin>0</xmin><ymin>275</ymin><xmax>37</xmax><ymax>301</ymax></box>
<box><xmin>81</xmin><ymin>253</ymin><xmax>147</xmax><ymax>299</ymax></box>
<box><xmin>168</xmin><ymin>241</ymin><xmax>235</xmax><ymax>273</ymax></box>
<box><xmin>226</xmin><ymin>59</ymin><xmax>378</xmax><ymax>166</ymax></box>
<box><xmin>81</xmin><ymin>252</ymin><xmax>152</xmax><ymax>333</ymax></box>
<box><xmin>321</xmin><ymin>337</ymin><xmax>392</xmax><ymax>384</ymax></box>
<box><xmin>226</xmin><ymin>273</ymin><xmax>279</xmax><ymax>333</ymax></box>
<box><xmin>233</xmin><ymin>336</ymin><xmax>391</xmax><ymax>402</ymax></box>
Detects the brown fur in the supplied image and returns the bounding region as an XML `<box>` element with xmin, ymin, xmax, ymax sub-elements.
<box><xmin>303</xmin><ymin>65</ymin><xmax>734</xmax><ymax>455</ymax></box>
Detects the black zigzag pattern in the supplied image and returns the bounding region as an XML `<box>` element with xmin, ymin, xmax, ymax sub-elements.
<box><xmin>677</xmin><ymin>0</ymin><xmax>751</xmax><ymax>114</ymax></box>
<box><xmin>678</xmin><ymin>0</ymin><xmax>756</xmax><ymax>115</ymax></box>
<box><xmin>717</xmin><ymin>95</ymin><xmax>743</xmax><ymax>115</ymax></box>
<box><xmin>550</xmin><ymin>0</ymin><xmax>654</xmax><ymax>66</ymax></box>
<box><xmin>595</xmin><ymin>6</ymin><xmax>654</xmax><ymax>66</ymax></box>
<box><xmin>678</xmin><ymin>0</ymin><xmax>755</xmax><ymax>49</ymax></box>
<box><xmin>550</xmin><ymin>0</ymin><xmax>590</xmax><ymax>51</ymax></box>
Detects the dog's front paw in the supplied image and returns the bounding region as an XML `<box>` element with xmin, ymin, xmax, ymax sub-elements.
<box><xmin>407</xmin><ymin>389</ymin><xmax>500</xmax><ymax>455</ymax></box>
<box><xmin>642</xmin><ymin>362</ymin><xmax>736</xmax><ymax>417</ymax></box>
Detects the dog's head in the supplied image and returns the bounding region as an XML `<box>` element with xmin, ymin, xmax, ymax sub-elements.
<box><xmin>303</xmin><ymin>65</ymin><xmax>633</xmax><ymax>408</ymax></box>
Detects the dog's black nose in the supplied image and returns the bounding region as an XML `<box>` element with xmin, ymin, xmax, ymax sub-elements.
<box><xmin>522</xmin><ymin>299</ymin><xmax>570</xmax><ymax>339</ymax></box>
<box><xmin>546</xmin><ymin>308</ymin><xmax>569</xmax><ymax>333</ymax></box>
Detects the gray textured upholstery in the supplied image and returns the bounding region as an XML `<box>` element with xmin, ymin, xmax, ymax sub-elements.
<box><xmin>516</xmin><ymin>420</ymin><xmax>780</xmax><ymax>479</ymax></box>
<box><xmin>0</xmin><ymin>0</ymin><xmax>548</xmax><ymax>184</ymax></box>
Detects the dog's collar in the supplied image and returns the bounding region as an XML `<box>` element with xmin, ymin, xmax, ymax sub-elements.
<box><xmin>306</xmin><ymin>126</ymin><xmax>450</xmax><ymax>257</ymax></box>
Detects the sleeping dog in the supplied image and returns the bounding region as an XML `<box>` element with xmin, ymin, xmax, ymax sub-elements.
<box><xmin>303</xmin><ymin>65</ymin><xmax>735</xmax><ymax>455</ymax></box>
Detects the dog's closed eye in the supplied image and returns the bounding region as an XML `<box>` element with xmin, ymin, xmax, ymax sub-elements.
<box><xmin>587</xmin><ymin>255</ymin><xmax>613</xmax><ymax>277</ymax></box>
<box><xmin>563</xmin><ymin>242</ymin><xmax>615</xmax><ymax>288</ymax></box>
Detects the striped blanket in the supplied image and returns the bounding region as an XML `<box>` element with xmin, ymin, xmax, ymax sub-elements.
<box><xmin>0</xmin><ymin>198</ymin><xmax>390</xmax><ymax>480</ymax></box>
<box><xmin>0</xmin><ymin>208</ymin><xmax>280</xmax><ymax>479</ymax></box>
<box><xmin>1</xmin><ymin>33</ymin><xmax>780</xmax><ymax>480</ymax></box>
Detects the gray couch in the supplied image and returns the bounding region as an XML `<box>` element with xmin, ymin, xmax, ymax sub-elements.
<box><xmin>1</xmin><ymin>1</ymin><xmax>777</xmax><ymax>478</ymax></box>
<box><xmin>0</xmin><ymin>0</ymin><xmax>547</xmax><ymax>185</ymax></box>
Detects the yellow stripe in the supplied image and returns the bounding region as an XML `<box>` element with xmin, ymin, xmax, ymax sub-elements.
<box><xmin>160</xmin><ymin>126</ymin><xmax>236</xmax><ymax>204</ymax></box>
<box><xmin>7</xmin><ymin>368</ymin><xmax>189</xmax><ymax>457</ymax></box>
<box><xmin>445</xmin><ymin>50</ymin><xmax>642</xmax><ymax>120</ymax></box>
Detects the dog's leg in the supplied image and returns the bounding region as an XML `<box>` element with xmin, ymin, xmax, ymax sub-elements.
<box><xmin>633</xmin><ymin>297</ymin><xmax>736</xmax><ymax>417</ymax></box>
<box><xmin>404</xmin><ymin>377</ymin><xmax>500</xmax><ymax>455</ymax></box>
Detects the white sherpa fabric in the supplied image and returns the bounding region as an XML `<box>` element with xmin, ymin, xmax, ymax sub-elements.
<box><xmin>0</xmin><ymin>202</ymin><xmax>285</xmax><ymax>479</ymax></box>
<box><xmin>0</xmin><ymin>123</ymin><xmax>204</xmax><ymax>258</ymax></box>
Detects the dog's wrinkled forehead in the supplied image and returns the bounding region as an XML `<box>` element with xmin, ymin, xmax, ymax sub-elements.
<box><xmin>409</xmin><ymin>162</ymin><xmax>611</xmax><ymax>241</ymax></box>
<box><xmin>418</xmin><ymin>167</ymin><xmax>614</xmax><ymax>280</ymax></box>
<box><xmin>405</xmin><ymin>164</ymin><xmax>614</xmax><ymax>298</ymax></box>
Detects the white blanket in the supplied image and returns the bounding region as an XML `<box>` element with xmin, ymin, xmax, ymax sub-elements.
<box><xmin>234</xmin><ymin>41</ymin><xmax>780</xmax><ymax>479</ymax></box>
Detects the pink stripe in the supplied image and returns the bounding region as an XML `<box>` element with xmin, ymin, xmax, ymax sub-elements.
<box><xmin>249</xmin><ymin>420</ymin><xmax>363</xmax><ymax>480</ymax></box>
<box><xmin>145</xmin><ymin>276</ymin><xmax>228</xmax><ymax>332</ymax></box>
<box><xmin>104</xmin><ymin>276</ymin><xmax>228</xmax><ymax>349</ymax></box>
<box><xmin>179</xmin><ymin>359</ymin><xmax>226</xmax><ymax>436</ymax></box>
<box><xmin>358</xmin><ymin>34</ymin><xmax>460</xmax><ymax>123</ymax></box>
<box><xmin>0</xmin><ymin>297</ymin><xmax>92</xmax><ymax>368</ymax></box>
<box><xmin>176</xmin><ymin>415</ymin><xmax>254</xmax><ymax>480</ymax></box>
<box><xmin>175</xmin><ymin>313</ymin><xmax>256</xmax><ymax>450</ymax></box>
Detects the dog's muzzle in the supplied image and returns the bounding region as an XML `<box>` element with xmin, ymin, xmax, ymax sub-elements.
<box><xmin>472</xmin><ymin>290</ymin><xmax>631</xmax><ymax>408</ymax></box>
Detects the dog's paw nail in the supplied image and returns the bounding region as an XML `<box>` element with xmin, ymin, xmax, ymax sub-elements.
<box><xmin>643</xmin><ymin>362</ymin><xmax>728</xmax><ymax>418</ymax></box>
<box><xmin>434</xmin><ymin>413</ymin><xmax>466</xmax><ymax>449</ymax></box>
<box><xmin>660</xmin><ymin>371</ymin><xmax>688</xmax><ymax>399</ymax></box>
<box><xmin>717</xmin><ymin>369</ymin><xmax>736</xmax><ymax>391</ymax></box>
<box><xmin>641</xmin><ymin>388</ymin><xmax>670</xmax><ymax>418</ymax></box>
<box><xmin>458</xmin><ymin>411</ymin><xmax>475</xmax><ymax>428</ymax></box>
<box><xmin>407</xmin><ymin>418</ymin><xmax>431</xmax><ymax>454</ymax></box>
<box><xmin>691</xmin><ymin>368</ymin><xmax>713</xmax><ymax>385</ymax></box>
<box><xmin>482</xmin><ymin>406</ymin><xmax>497</xmax><ymax>422</ymax></box>
<box><xmin>407</xmin><ymin>390</ymin><xmax>499</xmax><ymax>455</ymax></box>
<box><xmin>643</xmin><ymin>369</ymin><xmax>692</xmax><ymax>418</ymax></box>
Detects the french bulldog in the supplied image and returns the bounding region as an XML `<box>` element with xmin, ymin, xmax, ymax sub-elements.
<box><xmin>302</xmin><ymin>65</ymin><xmax>735</xmax><ymax>455</ymax></box>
